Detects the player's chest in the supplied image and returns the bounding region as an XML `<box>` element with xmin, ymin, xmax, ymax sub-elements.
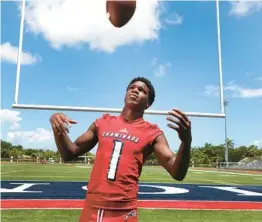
<box><xmin>97</xmin><ymin>121</ymin><xmax>149</xmax><ymax>153</ymax></box>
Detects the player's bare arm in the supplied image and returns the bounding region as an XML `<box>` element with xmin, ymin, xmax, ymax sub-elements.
<box><xmin>152</xmin><ymin>108</ymin><xmax>192</xmax><ymax>181</ymax></box>
<box><xmin>50</xmin><ymin>113</ymin><xmax>98</xmax><ymax>161</ymax></box>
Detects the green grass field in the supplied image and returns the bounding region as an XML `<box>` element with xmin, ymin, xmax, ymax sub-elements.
<box><xmin>1</xmin><ymin>163</ymin><xmax>262</xmax><ymax>221</ymax></box>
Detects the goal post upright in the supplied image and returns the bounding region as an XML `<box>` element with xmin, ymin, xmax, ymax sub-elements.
<box><xmin>14</xmin><ymin>0</ymin><xmax>26</xmax><ymax>105</ymax></box>
<box><xmin>215</xmin><ymin>0</ymin><xmax>225</xmax><ymax>115</ymax></box>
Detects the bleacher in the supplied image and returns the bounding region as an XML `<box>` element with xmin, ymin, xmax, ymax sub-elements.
<box><xmin>220</xmin><ymin>157</ymin><xmax>262</xmax><ymax>170</ymax></box>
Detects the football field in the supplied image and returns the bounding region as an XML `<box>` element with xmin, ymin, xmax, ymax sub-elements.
<box><xmin>1</xmin><ymin>163</ymin><xmax>262</xmax><ymax>221</ymax></box>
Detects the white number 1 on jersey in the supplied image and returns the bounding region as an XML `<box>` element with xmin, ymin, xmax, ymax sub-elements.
<box><xmin>107</xmin><ymin>140</ymin><xmax>124</xmax><ymax>181</ymax></box>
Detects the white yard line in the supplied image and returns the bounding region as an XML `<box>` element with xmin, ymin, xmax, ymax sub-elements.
<box><xmin>190</xmin><ymin>169</ymin><xmax>262</xmax><ymax>177</ymax></box>
<box><xmin>1</xmin><ymin>175</ymin><xmax>85</xmax><ymax>178</ymax></box>
<box><xmin>1</xmin><ymin>170</ymin><xmax>24</xmax><ymax>174</ymax></box>
<box><xmin>192</xmin><ymin>178</ymin><xmax>239</xmax><ymax>186</ymax></box>
<box><xmin>219</xmin><ymin>174</ymin><xmax>235</xmax><ymax>177</ymax></box>
<box><xmin>75</xmin><ymin>166</ymin><xmax>92</xmax><ymax>168</ymax></box>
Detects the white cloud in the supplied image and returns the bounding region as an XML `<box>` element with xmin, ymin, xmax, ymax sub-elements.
<box><xmin>152</xmin><ymin>57</ymin><xmax>171</xmax><ymax>77</ymax></box>
<box><xmin>255</xmin><ymin>76</ymin><xmax>262</xmax><ymax>81</ymax></box>
<box><xmin>7</xmin><ymin>128</ymin><xmax>54</xmax><ymax>149</ymax></box>
<box><xmin>66</xmin><ymin>86</ymin><xmax>79</xmax><ymax>92</ymax></box>
<box><xmin>0</xmin><ymin>109</ymin><xmax>22</xmax><ymax>130</ymax></box>
<box><xmin>0</xmin><ymin>42</ymin><xmax>40</xmax><ymax>65</ymax></box>
<box><xmin>154</xmin><ymin>63</ymin><xmax>171</xmax><ymax>77</ymax></box>
<box><xmin>22</xmin><ymin>0</ymin><xmax>162</xmax><ymax>53</ymax></box>
<box><xmin>204</xmin><ymin>81</ymin><xmax>262</xmax><ymax>98</ymax></box>
<box><xmin>204</xmin><ymin>85</ymin><xmax>220</xmax><ymax>97</ymax></box>
<box><xmin>238</xmin><ymin>88</ymin><xmax>262</xmax><ymax>97</ymax></box>
<box><xmin>225</xmin><ymin>81</ymin><xmax>262</xmax><ymax>98</ymax></box>
<box><xmin>0</xmin><ymin>109</ymin><xmax>55</xmax><ymax>149</ymax></box>
<box><xmin>152</xmin><ymin>57</ymin><xmax>158</xmax><ymax>66</ymax></box>
<box><xmin>164</xmin><ymin>12</ymin><xmax>183</xmax><ymax>25</ymax></box>
<box><xmin>252</xmin><ymin>139</ymin><xmax>262</xmax><ymax>148</ymax></box>
<box><xmin>229</xmin><ymin>1</ymin><xmax>262</xmax><ymax>17</ymax></box>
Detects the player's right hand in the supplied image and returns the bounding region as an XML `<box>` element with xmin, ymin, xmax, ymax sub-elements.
<box><xmin>50</xmin><ymin>113</ymin><xmax>77</xmax><ymax>135</ymax></box>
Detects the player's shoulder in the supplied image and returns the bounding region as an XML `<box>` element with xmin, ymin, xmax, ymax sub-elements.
<box><xmin>98</xmin><ymin>113</ymin><xmax>118</xmax><ymax>121</ymax></box>
<box><xmin>95</xmin><ymin>113</ymin><xmax>117</xmax><ymax>127</ymax></box>
<box><xmin>143</xmin><ymin>119</ymin><xmax>161</xmax><ymax>131</ymax></box>
<box><xmin>142</xmin><ymin>120</ymin><xmax>164</xmax><ymax>142</ymax></box>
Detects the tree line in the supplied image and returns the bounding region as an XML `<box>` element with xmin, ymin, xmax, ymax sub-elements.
<box><xmin>1</xmin><ymin>140</ymin><xmax>95</xmax><ymax>161</ymax></box>
<box><xmin>1</xmin><ymin>140</ymin><xmax>60</xmax><ymax>160</ymax></box>
<box><xmin>1</xmin><ymin>139</ymin><xmax>261</xmax><ymax>165</ymax></box>
<box><xmin>144</xmin><ymin>138</ymin><xmax>262</xmax><ymax>166</ymax></box>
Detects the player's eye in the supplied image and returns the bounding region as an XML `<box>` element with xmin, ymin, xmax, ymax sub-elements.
<box><xmin>139</xmin><ymin>87</ymin><xmax>147</xmax><ymax>94</ymax></box>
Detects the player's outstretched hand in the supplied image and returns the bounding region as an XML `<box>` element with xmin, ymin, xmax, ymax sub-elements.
<box><xmin>166</xmin><ymin>108</ymin><xmax>192</xmax><ymax>144</ymax></box>
<box><xmin>50</xmin><ymin>113</ymin><xmax>77</xmax><ymax>135</ymax></box>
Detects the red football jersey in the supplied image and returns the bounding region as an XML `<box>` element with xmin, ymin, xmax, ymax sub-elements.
<box><xmin>85</xmin><ymin>113</ymin><xmax>163</xmax><ymax>210</ymax></box>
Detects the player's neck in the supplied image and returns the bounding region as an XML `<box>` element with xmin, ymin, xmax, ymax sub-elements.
<box><xmin>121</xmin><ymin>106</ymin><xmax>144</xmax><ymax>122</ymax></box>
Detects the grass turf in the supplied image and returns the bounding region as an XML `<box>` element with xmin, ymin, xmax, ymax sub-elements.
<box><xmin>1</xmin><ymin>163</ymin><xmax>262</xmax><ymax>221</ymax></box>
<box><xmin>2</xmin><ymin>209</ymin><xmax>262</xmax><ymax>222</ymax></box>
<box><xmin>1</xmin><ymin>163</ymin><xmax>262</xmax><ymax>185</ymax></box>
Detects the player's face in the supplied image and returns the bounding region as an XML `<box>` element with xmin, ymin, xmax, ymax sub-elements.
<box><xmin>125</xmin><ymin>81</ymin><xmax>150</xmax><ymax>110</ymax></box>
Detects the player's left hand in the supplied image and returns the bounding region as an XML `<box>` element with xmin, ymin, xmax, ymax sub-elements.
<box><xmin>166</xmin><ymin>108</ymin><xmax>192</xmax><ymax>145</ymax></box>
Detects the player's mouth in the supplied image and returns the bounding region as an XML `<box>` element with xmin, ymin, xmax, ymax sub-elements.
<box><xmin>129</xmin><ymin>94</ymin><xmax>138</xmax><ymax>100</ymax></box>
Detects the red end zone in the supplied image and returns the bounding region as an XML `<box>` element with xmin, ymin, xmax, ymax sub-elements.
<box><xmin>2</xmin><ymin>200</ymin><xmax>262</xmax><ymax>210</ymax></box>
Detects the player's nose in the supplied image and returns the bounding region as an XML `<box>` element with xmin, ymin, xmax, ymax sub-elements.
<box><xmin>131</xmin><ymin>88</ymin><xmax>139</xmax><ymax>95</ymax></box>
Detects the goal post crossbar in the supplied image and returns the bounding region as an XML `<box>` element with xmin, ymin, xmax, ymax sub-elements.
<box><xmin>12</xmin><ymin>104</ymin><xmax>225</xmax><ymax>118</ymax></box>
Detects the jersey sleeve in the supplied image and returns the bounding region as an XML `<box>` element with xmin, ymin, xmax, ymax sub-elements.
<box><xmin>94</xmin><ymin>113</ymin><xmax>110</xmax><ymax>130</ymax></box>
<box><xmin>149</xmin><ymin>124</ymin><xmax>163</xmax><ymax>145</ymax></box>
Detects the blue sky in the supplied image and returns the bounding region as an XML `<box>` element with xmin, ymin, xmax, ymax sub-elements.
<box><xmin>1</xmin><ymin>0</ymin><xmax>262</xmax><ymax>154</ymax></box>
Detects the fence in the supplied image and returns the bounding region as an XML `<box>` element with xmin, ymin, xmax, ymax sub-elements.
<box><xmin>220</xmin><ymin>157</ymin><xmax>262</xmax><ymax>170</ymax></box>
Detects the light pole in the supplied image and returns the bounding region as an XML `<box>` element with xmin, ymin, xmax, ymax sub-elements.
<box><xmin>224</xmin><ymin>100</ymin><xmax>229</xmax><ymax>168</ymax></box>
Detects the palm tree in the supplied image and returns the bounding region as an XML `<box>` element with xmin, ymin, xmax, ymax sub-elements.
<box><xmin>225</xmin><ymin>138</ymin><xmax>234</xmax><ymax>149</ymax></box>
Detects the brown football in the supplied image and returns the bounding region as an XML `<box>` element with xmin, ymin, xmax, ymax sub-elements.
<box><xmin>106</xmin><ymin>0</ymin><xmax>136</xmax><ymax>28</ymax></box>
